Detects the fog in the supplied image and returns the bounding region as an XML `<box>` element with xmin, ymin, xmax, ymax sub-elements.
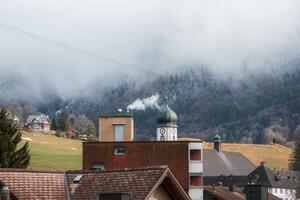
<box><xmin>1</xmin><ymin>0</ymin><xmax>300</xmax><ymax>99</ymax></box>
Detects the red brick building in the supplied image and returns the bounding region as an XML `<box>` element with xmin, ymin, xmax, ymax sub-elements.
<box><xmin>83</xmin><ymin>141</ymin><xmax>203</xmax><ymax>200</ymax></box>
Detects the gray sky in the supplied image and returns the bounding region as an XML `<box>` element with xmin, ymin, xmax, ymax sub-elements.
<box><xmin>1</xmin><ymin>0</ymin><xmax>300</xmax><ymax>99</ymax></box>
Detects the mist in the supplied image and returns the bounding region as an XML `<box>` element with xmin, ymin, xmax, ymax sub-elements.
<box><xmin>1</xmin><ymin>0</ymin><xmax>300</xmax><ymax>100</ymax></box>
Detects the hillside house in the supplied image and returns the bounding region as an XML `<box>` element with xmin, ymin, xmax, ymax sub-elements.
<box><xmin>26</xmin><ymin>114</ymin><xmax>51</xmax><ymax>132</ymax></box>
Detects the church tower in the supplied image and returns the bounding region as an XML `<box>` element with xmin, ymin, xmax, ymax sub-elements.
<box><xmin>156</xmin><ymin>105</ymin><xmax>178</xmax><ymax>141</ymax></box>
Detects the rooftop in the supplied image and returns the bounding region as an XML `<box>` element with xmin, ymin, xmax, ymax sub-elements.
<box><xmin>0</xmin><ymin>166</ymin><xmax>190</xmax><ymax>200</ymax></box>
<box><xmin>204</xmin><ymin>186</ymin><xmax>281</xmax><ymax>200</ymax></box>
<box><xmin>203</xmin><ymin>149</ymin><xmax>256</xmax><ymax>177</ymax></box>
<box><xmin>99</xmin><ymin>110</ymin><xmax>133</xmax><ymax>118</ymax></box>
<box><xmin>237</xmin><ymin>162</ymin><xmax>300</xmax><ymax>189</ymax></box>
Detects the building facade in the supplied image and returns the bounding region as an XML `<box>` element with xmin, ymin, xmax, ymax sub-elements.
<box><xmin>99</xmin><ymin>111</ymin><xmax>134</xmax><ymax>142</ymax></box>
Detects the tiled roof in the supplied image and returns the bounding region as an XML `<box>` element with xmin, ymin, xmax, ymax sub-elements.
<box><xmin>66</xmin><ymin>166</ymin><xmax>190</xmax><ymax>200</ymax></box>
<box><xmin>0</xmin><ymin>169</ymin><xmax>66</xmax><ymax>200</ymax></box>
<box><xmin>203</xmin><ymin>149</ymin><xmax>256</xmax><ymax>177</ymax></box>
<box><xmin>204</xmin><ymin>186</ymin><xmax>281</xmax><ymax>200</ymax></box>
<box><xmin>0</xmin><ymin>166</ymin><xmax>190</xmax><ymax>200</ymax></box>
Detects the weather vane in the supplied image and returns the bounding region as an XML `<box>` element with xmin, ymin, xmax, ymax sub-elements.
<box><xmin>164</xmin><ymin>85</ymin><xmax>171</xmax><ymax>104</ymax></box>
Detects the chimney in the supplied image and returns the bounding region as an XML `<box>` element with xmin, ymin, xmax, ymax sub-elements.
<box><xmin>99</xmin><ymin>193</ymin><xmax>130</xmax><ymax>200</ymax></box>
<box><xmin>0</xmin><ymin>186</ymin><xmax>10</xmax><ymax>200</ymax></box>
<box><xmin>245</xmin><ymin>184</ymin><xmax>268</xmax><ymax>200</ymax></box>
<box><xmin>213</xmin><ymin>134</ymin><xmax>221</xmax><ymax>152</ymax></box>
<box><xmin>260</xmin><ymin>161</ymin><xmax>266</xmax><ymax>166</ymax></box>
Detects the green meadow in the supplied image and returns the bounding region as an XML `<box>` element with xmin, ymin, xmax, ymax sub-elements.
<box><xmin>21</xmin><ymin>131</ymin><xmax>82</xmax><ymax>170</ymax></box>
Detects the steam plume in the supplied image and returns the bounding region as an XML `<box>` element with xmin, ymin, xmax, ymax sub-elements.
<box><xmin>127</xmin><ymin>93</ymin><xmax>161</xmax><ymax>111</ymax></box>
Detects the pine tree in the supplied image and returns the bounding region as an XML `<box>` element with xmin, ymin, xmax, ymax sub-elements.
<box><xmin>57</xmin><ymin>108</ymin><xmax>70</xmax><ymax>132</ymax></box>
<box><xmin>289</xmin><ymin>139</ymin><xmax>300</xmax><ymax>171</ymax></box>
<box><xmin>0</xmin><ymin>109</ymin><xmax>30</xmax><ymax>168</ymax></box>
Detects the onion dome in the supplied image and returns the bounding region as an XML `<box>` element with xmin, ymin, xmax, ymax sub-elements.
<box><xmin>157</xmin><ymin>105</ymin><xmax>178</xmax><ymax>127</ymax></box>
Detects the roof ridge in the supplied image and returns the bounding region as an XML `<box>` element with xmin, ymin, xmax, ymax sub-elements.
<box><xmin>67</xmin><ymin>165</ymin><xmax>168</xmax><ymax>174</ymax></box>
<box><xmin>0</xmin><ymin>168</ymin><xmax>64</xmax><ymax>173</ymax></box>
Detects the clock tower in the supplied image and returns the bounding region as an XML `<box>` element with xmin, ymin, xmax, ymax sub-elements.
<box><xmin>157</xmin><ymin>105</ymin><xmax>178</xmax><ymax>141</ymax></box>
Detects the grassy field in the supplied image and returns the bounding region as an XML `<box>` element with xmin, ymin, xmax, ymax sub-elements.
<box><xmin>204</xmin><ymin>142</ymin><xmax>292</xmax><ymax>169</ymax></box>
<box><xmin>21</xmin><ymin>131</ymin><xmax>82</xmax><ymax>170</ymax></box>
<box><xmin>21</xmin><ymin>133</ymin><xmax>292</xmax><ymax>170</ymax></box>
<box><xmin>180</xmin><ymin>138</ymin><xmax>292</xmax><ymax>169</ymax></box>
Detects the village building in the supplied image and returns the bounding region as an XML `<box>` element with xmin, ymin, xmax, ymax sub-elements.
<box><xmin>26</xmin><ymin>114</ymin><xmax>51</xmax><ymax>132</ymax></box>
<box><xmin>99</xmin><ymin>110</ymin><xmax>134</xmax><ymax>141</ymax></box>
<box><xmin>203</xmin><ymin>135</ymin><xmax>256</xmax><ymax>186</ymax></box>
<box><xmin>238</xmin><ymin>162</ymin><xmax>300</xmax><ymax>200</ymax></box>
<box><xmin>0</xmin><ymin>166</ymin><xmax>190</xmax><ymax>200</ymax></box>
<box><xmin>84</xmin><ymin>104</ymin><xmax>204</xmax><ymax>200</ymax></box>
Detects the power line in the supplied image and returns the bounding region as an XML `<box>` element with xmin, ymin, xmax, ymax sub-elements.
<box><xmin>0</xmin><ymin>23</ymin><xmax>166</xmax><ymax>77</ymax></box>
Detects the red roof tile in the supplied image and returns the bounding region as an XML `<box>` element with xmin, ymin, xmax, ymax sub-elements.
<box><xmin>67</xmin><ymin>166</ymin><xmax>190</xmax><ymax>200</ymax></box>
<box><xmin>0</xmin><ymin>169</ymin><xmax>66</xmax><ymax>200</ymax></box>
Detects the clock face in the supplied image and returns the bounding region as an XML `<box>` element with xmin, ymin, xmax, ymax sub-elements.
<box><xmin>171</xmin><ymin>128</ymin><xmax>176</xmax><ymax>134</ymax></box>
<box><xmin>160</xmin><ymin>128</ymin><xmax>165</xmax><ymax>134</ymax></box>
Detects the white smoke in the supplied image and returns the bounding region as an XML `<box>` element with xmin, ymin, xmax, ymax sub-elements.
<box><xmin>127</xmin><ymin>93</ymin><xmax>161</xmax><ymax>111</ymax></box>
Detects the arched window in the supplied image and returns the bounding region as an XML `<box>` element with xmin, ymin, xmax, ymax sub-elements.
<box><xmin>173</xmin><ymin>135</ymin><xmax>176</xmax><ymax>141</ymax></box>
<box><xmin>160</xmin><ymin>135</ymin><xmax>165</xmax><ymax>141</ymax></box>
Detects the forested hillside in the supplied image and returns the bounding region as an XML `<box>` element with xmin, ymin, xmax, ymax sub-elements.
<box><xmin>2</xmin><ymin>64</ymin><xmax>300</xmax><ymax>144</ymax></box>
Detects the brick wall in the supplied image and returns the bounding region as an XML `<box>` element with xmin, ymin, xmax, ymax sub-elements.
<box><xmin>83</xmin><ymin>141</ymin><xmax>190</xmax><ymax>191</ymax></box>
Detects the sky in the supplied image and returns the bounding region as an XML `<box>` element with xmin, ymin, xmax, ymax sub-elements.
<box><xmin>0</xmin><ymin>0</ymin><xmax>300</xmax><ymax>99</ymax></box>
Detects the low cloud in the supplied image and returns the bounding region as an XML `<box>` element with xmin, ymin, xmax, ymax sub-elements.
<box><xmin>0</xmin><ymin>0</ymin><xmax>300</xmax><ymax>100</ymax></box>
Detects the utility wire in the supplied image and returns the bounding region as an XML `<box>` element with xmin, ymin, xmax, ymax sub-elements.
<box><xmin>0</xmin><ymin>23</ymin><xmax>166</xmax><ymax>77</ymax></box>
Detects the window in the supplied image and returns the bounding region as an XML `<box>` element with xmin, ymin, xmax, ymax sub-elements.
<box><xmin>114</xmin><ymin>147</ymin><xmax>125</xmax><ymax>155</ymax></box>
<box><xmin>173</xmin><ymin>135</ymin><xmax>176</xmax><ymax>141</ymax></box>
<box><xmin>114</xmin><ymin>125</ymin><xmax>124</xmax><ymax>141</ymax></box>
<box><xmin>190</xmin><ymin>176</ymin><xmax>202</xmax><ymax>186</ymax></box>
<box><xmin>160</xmin><ymin>135</ymin><xmax>165</xmax><ymax>141</ymax></box>
<box><xmin>92</xmin><ymin>163</ymin><xmax>104</xmax><ymax>170</ymax></box>
<box><xmin>73</xmin><ymin>174</ymin><xmax>84</xmax><ymax>183</ymax></box>
<box><xmin>190</xmin><ymin>150</ymin><xmax>201</xmax><ymax>161</ymax></box>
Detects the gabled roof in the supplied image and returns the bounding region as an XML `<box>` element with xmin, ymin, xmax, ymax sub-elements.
<box><xmin>238</xmin><ymin>162</ymin><xmax>300</xmax><ymax>189</ymax></box>
<box><xmin>203</xmin><ymin>149</ymin><xmax>256</xmax><ymax>177</ymax></box>
<box><xmin>0</xmin><ymin>166</ymin><xmax>190</xmax><ymax>200</ymax></box>
<box><xmin>66</xmin><ymin>166</ymin><xmax>190</xmax><ymax>200</ymax></box>
<box><xmin>0</xmin><ymin>169</ymin><xmax>66</xmax><ymax>200</ymax></box>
